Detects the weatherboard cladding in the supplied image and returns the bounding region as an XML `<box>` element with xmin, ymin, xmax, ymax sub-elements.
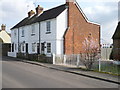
<box><xmin>112</xmin><ymin>22</ymin><xmax>120</xmax><ymax>39</ymax></box>
<box><xmin>11</xmin><ymin>4</ymin><xmax>66</xmax><ymax>30</ymax></box>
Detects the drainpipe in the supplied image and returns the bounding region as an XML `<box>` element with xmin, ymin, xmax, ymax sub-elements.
<box><xmin>18</xmin><ymin>28</ymin><xmax>20</xmax><ymax>53</ymax></box>
<box><xmin>39</xmin><ymin>22</ymin><xmax>41</xmax><ymax>54</ymax></box>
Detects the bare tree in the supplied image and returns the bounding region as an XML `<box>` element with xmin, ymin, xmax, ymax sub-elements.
<box><xmin>80</xmin><ymin>36</ymin><xmax>100</xmax><ymax>70</ymax></box>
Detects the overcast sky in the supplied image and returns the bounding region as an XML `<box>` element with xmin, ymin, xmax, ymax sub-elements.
<box><xmin>0</xmin><ymin>0</ymin><xmax>119</xmax><ymax>44</ymax></box>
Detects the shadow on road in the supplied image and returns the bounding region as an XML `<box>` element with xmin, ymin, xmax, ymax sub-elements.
<box><xmin>2</xmin><ymin>56</ymin><xmax>21</xmax><ymax>62</ymax></box>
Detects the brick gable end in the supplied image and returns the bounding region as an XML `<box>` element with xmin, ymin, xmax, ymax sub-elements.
<box><xmin>64</xmin><ymin>2</ymin><xmax>100</xmax><ymax>54</ymax></box>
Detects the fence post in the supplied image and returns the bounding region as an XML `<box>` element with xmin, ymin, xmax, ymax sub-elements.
<box><xmin>64</xmin><ymin>55</ymin><xmax>66</xmax><ymax>65</ymax></box>
<box><xmin>53</xmin><ymin>53</ymin><xmax>55</xmax><ymax>64</ymax></box>
<box><xmin>77</xmin><ymin>54</ymin><xmax>80</xmax><ymax>67</ymax></box>
<box><xmin>99</xmin><ymin>58</ymin><xmax>101</xmax><ymax>72</ymax></box>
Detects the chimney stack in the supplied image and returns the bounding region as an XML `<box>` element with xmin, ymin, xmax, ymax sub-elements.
<box><xmin>1</xmin><ymin>24</ymin><xmax>6</xmax><ymax>31</ymax></box>
<box><xmin>36</xmin><ymin>5</ymin><xmax>43</xmax><ymax>15</ymax></box>
<box><xmin>28</xmin><ymin>10</ymin><xmax>35</xmax><ymax>17</ymax></box>
<box><xmin>66</xmin><ymin>0</ymin><xmax>75</xmax><ymax>4</ymax></box>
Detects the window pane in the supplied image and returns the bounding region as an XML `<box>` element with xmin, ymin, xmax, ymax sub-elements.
<box><xmin>14</xmin><ymin>30</ymin><xmax>16</xmax><ymax>37</ymax></box>
<box><xmin>47</xmin><ymin>43</ymin><xmax>51</xmax><ymax>53</ymax></box>
<box><xmin>22</xmin><ymin>27</ymin><xmax>24</xmax><ymax>37</ymax></box>
<box><xmin>46</xmin><ymin>21</ymin><xmax>51</xmax><ymax>32</ymax></box>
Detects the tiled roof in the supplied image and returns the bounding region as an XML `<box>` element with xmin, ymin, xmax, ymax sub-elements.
<box><xmin>112</xmin><ymin>22</ymin><xmax>120</xmax><ymax>39</ymax></box>
<box><xmin>11</xmin><ymin>4</ymin><xmax>66</xmax><ymax>29</ymax></box>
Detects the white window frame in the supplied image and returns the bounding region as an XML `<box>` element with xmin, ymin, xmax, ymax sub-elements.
<box><xmin>47</xmin><ymin>43</ymin><xmax>51</xmax><ymax>53</ymax></box>
<box><xmin>31</xmin><ymin>24</ymin><xmax>35</xmax><ymax>35</ymax></box>
<box><xmin>46</xmin><ymin>21</ymin><xmax>51</xmax><ymax>33</ymax></box>
<box><xmin>22</xmin><ymin>27</ymin><xmax>24</xmax><ymax>37</ymax></box>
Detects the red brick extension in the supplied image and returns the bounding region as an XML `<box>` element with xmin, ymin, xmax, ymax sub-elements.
<box><xmin>64</xmin><ymin>1</ymin><xmax>100</xmax><ymax>54</ymax></box>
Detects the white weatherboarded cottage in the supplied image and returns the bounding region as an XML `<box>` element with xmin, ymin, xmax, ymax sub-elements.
<box><xmin>9</xmin><ymin>4</ymin><xmax>67</xmax><ymax>57</ymax></box>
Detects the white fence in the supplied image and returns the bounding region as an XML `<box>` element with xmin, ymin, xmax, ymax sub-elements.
<box><xmin>53</xmin><ymin>54</ymin><xmax>119</xmax><ymax>75</ymax></box>
<box><xmin>53</xmin><ymin>54</ymin><xmax>84</xmax><ymax>67</ymax></box>
<box><xmin>53</xmin><ymin>54</ymin><xmax>98</xmax><ymax>68</ymax></box>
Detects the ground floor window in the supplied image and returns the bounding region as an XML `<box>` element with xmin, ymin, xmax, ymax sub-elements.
<box><xmin>32</xmin><ymin>43</ymin><xmax>36</xmax><ymax>52</ymax></box>
<box><xmin>47</xmin><ymin>43</ymin><xmax>51</xmax><ymax>53</ymax></box>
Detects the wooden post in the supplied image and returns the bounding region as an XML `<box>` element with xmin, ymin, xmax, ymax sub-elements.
<box><xmin>64</xmin><ymin>55</ymin><xmax>66</xmax><ymax>65</ymax></box>
<box><xmin>77</xmin><ymin>54</ymin><xmax>80</xmax><ymax>67</ymax></box>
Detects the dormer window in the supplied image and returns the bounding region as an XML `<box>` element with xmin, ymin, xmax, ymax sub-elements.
<box><xmin>31</xmin><ymin>24</ymin><xmax>35</xmax><ymax>36</ymax></box>
<box><xmin>46</xmin><ymin>21</ymin><xmax>51</xmax><ymax>34</ymax></box>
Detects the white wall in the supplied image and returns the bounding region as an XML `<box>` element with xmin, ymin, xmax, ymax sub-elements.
<box><xmin>56</xmin><ymin>9</ymin><xmax>67</xmax><ymax>55</ymax></box>
<box><xmin>40</xmin><ymin>19</ymin><xmax>57</xmax><ymax>55</ymax></box>
<box><xmin>11</xmin><ymin>28</ymin><xmax>18</xmax><ymax>53</ymax></box>
<box><xmin>10</xmin><ymin>8</ymin><xmax>67</xmax><ymax>56</ymax></box>
<box><xmin>18</xmin><ymin>23</ymin><xmax>40</xmax><ymax>54</ymax></box>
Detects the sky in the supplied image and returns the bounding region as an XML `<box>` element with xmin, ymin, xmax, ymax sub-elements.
<box><xmin>0</xmin><ymin>0</ymin><xmax>119</xmax><ymax>44</ymax></box>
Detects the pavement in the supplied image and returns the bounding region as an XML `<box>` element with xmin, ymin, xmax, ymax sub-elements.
<box><xmin>3</xmin><ymin>56</ymin><xmax>120</xmax><ymax>85</ymax></box>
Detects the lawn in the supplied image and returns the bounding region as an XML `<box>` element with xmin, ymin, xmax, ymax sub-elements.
<box><xmin>92</xmin><ymin>63</ymin><xmax>120</xmax><ymax>75</ymax></box>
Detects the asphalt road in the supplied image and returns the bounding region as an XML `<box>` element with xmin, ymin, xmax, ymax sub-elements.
<box><xmin>2</xmin><ymin>57</ymin><xmax>119</xmax><ymax>88</ymax></box>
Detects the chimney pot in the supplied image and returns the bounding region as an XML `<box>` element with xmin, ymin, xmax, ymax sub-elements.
<box><xmin>36</xmin><ymin>5</ymin><xmax>43</xmax><ymax>15</ymax></box>
<box><xmin>1</xmin><ymin>24</ymin><xmax>6</xmax><ymax>31</ymax></box>
<box><xmin>28</xmin><ymin>10</ymin><xmax>35</xmax><ymax>17</ymax></box>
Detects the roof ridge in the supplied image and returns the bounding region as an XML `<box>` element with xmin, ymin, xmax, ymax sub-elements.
<box><xmin>11</xmin><ymin>3</ymin><xmax>66</xmax><ymax>29</ymax></box>
<box><xmin>43</xmin><ymin>4</ymin><xmax>66</xmax><ymax>12</ymax></box>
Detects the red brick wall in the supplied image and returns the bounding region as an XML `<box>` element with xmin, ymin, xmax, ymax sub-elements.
<box><xmin>64</xmin><ymin>2</ymin><xmax>100</xmax><ymax>54</ymax></box>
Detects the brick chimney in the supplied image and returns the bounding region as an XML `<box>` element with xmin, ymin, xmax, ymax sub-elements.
<box><xmin>36</xmin><ymin>5</ymin><xmax>43</xmax><ymax>15</ymax></box>
<box><xmin>28</xmin><ymin>10</ymin><xmax>35</xmax><ymax>17</ymax></box>
<box><xmin>66</xmin><ymin>0</ymin><xmax>75</xmax><ymax>4</ymax></box>
<box><xmin>1</xmin><ymin>24</ymin><xmax>6</xmax><ymax>31</ymax></box>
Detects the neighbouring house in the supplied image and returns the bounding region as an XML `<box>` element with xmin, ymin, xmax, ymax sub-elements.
<box><xmin>112</xmin><ymin>22</ymin><xmax>120</xmax><ymax>60</ymax></box>
<box><xmin>8</xmin><ymin>0</ymin><xmax>100</xmax><ymax>58</ymax></box>
<box><xmin>0</xmin><ymin>24</ymin><xmax>11</xmax><ymax>56</ymax></box>
<box><xmin>0</xmin><ymin>24</ymin><xmax>11</xmax><ymax>43</ymax></box>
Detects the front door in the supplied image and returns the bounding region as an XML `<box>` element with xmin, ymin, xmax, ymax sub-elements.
<box><xmin>12</xmin><ymin>43</ymin><xmax>14</xmax><ymax>52</ymax></box>
<box><xmin>41</xmin><ymin>43</ymin><xmax>45</xmax><ymax>54</ymax></box>
<box><xmin>37</xmin><ymin>43</ymin><xmax>40</xmax><ymax>54</ymax></box>
<box><xmin>26</xmin><ymin>43</ymin><xmax>28</xmax><ymax>53</ymax></box>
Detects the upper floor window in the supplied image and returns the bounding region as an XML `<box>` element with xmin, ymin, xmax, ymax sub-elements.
<box><xmin>22</xmin><ymin>27</ymin><xmax>24</xmax><ymax>37</ymax></box>
<box><xmin>31</xmin><ymin>24</ymin><xmax>35</xmax><ymax>36</ymax></box>
<box><xmin>46</xmin><ymin>21</ymin><xmax>51</xmax><ymax>33</ymax></box>
<box><xmin>14</xmin><ymin>30</ymin><xmax>16</xmax><ymax>37</ymax></box>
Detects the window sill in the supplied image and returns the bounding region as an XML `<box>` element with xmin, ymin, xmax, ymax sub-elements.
<box><xmin>31</xmin><ymin>34</ymin><xmax>35</xmax><ymax>36</ymax></box>
<box><xmin>46</xmin><ymin>32</ymin><xmax>51</xmax><ymax>34</ymax></box>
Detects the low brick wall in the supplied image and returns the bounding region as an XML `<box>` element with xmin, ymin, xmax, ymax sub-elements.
<box><xmin>17</xmin><ymin>53</ymin><xmax>53</xmax><ymax>64</ymax></box>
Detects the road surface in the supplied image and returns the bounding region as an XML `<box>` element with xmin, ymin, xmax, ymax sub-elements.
<box><xmin>2</xmin><ymin>57</ymin><xmax>119</xmax><ymax>88</ymax></box>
